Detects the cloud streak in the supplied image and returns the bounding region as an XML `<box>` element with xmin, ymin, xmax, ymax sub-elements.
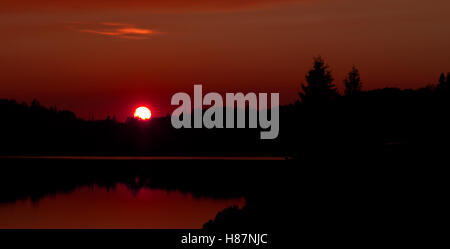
<box><xmin>69</xmin><ymin>22</ymin><xmax>161</xmax><ymax>40</ymax></box>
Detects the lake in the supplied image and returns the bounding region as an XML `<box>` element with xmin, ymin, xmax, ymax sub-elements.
<box><xmin>0</xmin><ymin>183</ymin><xmax>245</xmax><ymax>229</ymax></box>
<box><xmin>0</xmin><ymin>157</ymin><xmax>286</xmax><ymax>229</ymax></box>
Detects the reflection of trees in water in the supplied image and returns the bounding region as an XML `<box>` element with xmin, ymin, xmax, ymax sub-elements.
<box><xmin>0</xmin><ymin>159</ymin><xmax>273</xmax><ymax>204</ymax></box>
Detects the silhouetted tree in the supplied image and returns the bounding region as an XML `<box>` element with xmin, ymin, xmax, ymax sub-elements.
<box><xmin>31</xmin><ymin>99</ymin><xmax>41</xmax><ymax>108</ymax></box>
<box><xmin>437</xmin><ymin>73</ymin><xmax>447</xmax><ymax>90</ymax></box>
<box><xmin>447</xmin><ymin>72</ymin><xmax>450</xmax><ymax>86</ymax></box>
<box><xmin>344</xmin><ymin>65</ymin><xmax>362</xmax><ymax>96</ymax></box>
<box><xmin>299</xmin><ymin>56</ymin><xmax>338</xmax><ymax>104</ymax></box>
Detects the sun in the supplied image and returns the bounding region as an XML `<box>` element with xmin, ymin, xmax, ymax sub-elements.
<box><xmin>134</xmin><ymin>106</ymin><xmax>152</xmax><ymax>120</ymax></box>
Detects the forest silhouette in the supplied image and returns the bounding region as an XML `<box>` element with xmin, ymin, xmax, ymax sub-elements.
<box><xmin>1</xmin><ymin>56</ymin><xmax>450</xmax><ymax>157</ymax></box>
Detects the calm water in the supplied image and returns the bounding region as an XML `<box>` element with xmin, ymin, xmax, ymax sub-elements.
<box><xmin>0</xmin><ymin>156</ymin><xmax>288</xmax><ymax>160</ymax></box>
<box><xmin>0</xmin><ymin>184</ymin><xmax>245</xmax><ymax>229</ymax></box>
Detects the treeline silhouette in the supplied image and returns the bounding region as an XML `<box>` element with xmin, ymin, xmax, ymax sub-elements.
<box><xmin>1</xmin><ymin>57</ymin><xmax>450</xmax><ymax>156</ymax></box>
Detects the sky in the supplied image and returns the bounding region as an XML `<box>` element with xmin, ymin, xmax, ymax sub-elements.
<box><xmin>1</xmin><ymin>0</ymin><xmax>450</xmax><ymax>120</ymax></box>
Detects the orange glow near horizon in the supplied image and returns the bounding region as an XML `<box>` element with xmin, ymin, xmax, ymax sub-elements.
<box><xmin>134</xmin><ymin>106</ymin><xmax>152</xmax><ymax>120</ymax></box>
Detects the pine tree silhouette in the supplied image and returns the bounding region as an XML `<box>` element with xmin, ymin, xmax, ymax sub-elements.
<box><xmin>446</xmin><ymin>72</ymin><xmax>450</xmax><ymax>87</ymax></box>
<box><xmin>299</xmin><ymin>56</ymin><xmax>338</xmax><ymax>104</ymax></box>
<box><xmin>438</xmin><ymin>73</ymin><xmax>446</xmax><ymax>90</ymax></box>
<box><xmin>344</xmin><ymin>65</ymin><xmax>362</xmax><ymax>96</ymax></box>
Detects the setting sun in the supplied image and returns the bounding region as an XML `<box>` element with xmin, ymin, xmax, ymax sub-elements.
<box><xmin>134</xmin><ymin>106</ymin><xmax>152</xmax><ymax>120</ymax></box>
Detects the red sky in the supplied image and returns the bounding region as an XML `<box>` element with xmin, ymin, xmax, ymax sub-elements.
<box><xmin>1</xmin><ymin>0</ymin><xmax>450</xmax><ymax>120</ymax></box>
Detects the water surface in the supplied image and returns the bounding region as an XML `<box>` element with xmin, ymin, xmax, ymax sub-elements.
<box><xmin>0</xmin><ymin>184</ymin><xmax>245</xmax><ymax>229</ymax></box>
